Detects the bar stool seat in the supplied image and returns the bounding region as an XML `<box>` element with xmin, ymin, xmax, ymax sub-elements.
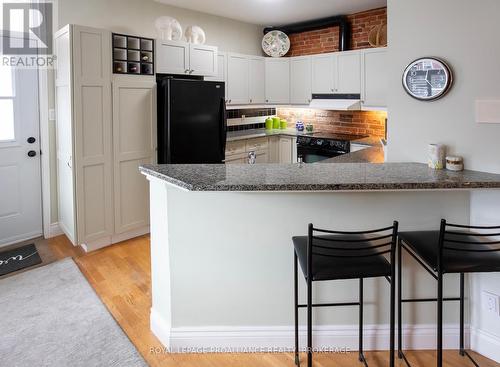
<box><xmin>293</xmin><ymin>235</ymin><xmax>392</xmax><ymax>281</ymax></box>
<box><xmin>400</xmin><ymin>230</ymin><xmax>500</xmax><ymax>273</ymax></box>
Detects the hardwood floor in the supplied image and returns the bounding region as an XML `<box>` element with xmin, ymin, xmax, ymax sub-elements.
<box><xmin>42</xmin><ymin>234</ymin><xmax>498</xmax><ymax>367</ymax></box>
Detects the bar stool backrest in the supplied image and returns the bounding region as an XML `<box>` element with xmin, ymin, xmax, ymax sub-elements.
<box><xmin>306</xmin><ymin>222</ymin><xmax>399</xmax><ymax>279</ymax></box>
<box><xmin>438</xmin><ymin>219</ymin><xmax>500</xmax><ymax>271</ymax></box>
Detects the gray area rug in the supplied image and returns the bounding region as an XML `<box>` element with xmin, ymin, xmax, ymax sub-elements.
<box><xmin>0</xmin><ymin>258</ymin><xmax>147</xmax><ymax>367</ymax></box>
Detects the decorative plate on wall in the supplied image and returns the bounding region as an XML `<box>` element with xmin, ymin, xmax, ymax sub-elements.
<box><xmin>402</xmin><ymin>57</ymin><xmax>453</xmax><ymax>101</ymax></box>
<box><xmin>262</xmin><ymin>30</ymin><xmax>290</xmax><ymax>57</ymax></box>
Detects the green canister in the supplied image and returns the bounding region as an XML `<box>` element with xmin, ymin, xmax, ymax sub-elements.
<box><xmin>280</xmin><ymin>119</ymin><xmax>288</xmax><ymax>129</ymax></box>
<box><xmin>265</xmin><ymin>118</ymin><xmax>273</xmax><ymax>130</ymax></box>
<box><xmin>272</xmin><ymin>117</ymin><xmax>281</xmax><ymax>129</ymax></box>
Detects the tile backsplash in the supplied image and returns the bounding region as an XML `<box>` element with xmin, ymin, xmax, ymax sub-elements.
<box><xmin>227</xmin><ymin>108</ymin><xmax>276</xmax><ymax>120</ymax></box>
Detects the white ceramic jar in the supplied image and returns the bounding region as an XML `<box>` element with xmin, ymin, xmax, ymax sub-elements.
<box><xmin>446</xmin><ymin>156</ymin><xmax>464</xmax><ymax>171</ymax></box>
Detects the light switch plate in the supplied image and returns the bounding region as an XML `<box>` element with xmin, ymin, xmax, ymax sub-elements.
<box><xmin>476</xmin><ymin>100</ymin><xmax>500</xmax><ymax>124</ymax></box>
<box><xmin>482</xmin><ymin>291</ymin><xmax>500</xmax><ymax>315</ymax></box>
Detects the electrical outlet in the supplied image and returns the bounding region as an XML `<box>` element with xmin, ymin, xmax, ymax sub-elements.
<box><xmin>482</xmin><ymin>291</ymin><xmax>500</xmax><ymax>315</ymax></box>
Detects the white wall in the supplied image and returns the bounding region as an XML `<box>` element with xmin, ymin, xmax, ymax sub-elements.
<box><xmin>387</xmin><ymin>0</ymin><xmax>500</xmax><ymax>361</ymax></box>
<box><xmin>57</xmin><ymin>0</ymin><xmax>263</xmax><ymax>55</ymax></box>
<box><xmin>47</xmin><ymin>0</ymin><xmax>263</xmax><ymax>223</ymax></box>
<box><xmin>387</xmin><ymin>0</ymin><xmax>500</xmax><ymax>173</ymax></box>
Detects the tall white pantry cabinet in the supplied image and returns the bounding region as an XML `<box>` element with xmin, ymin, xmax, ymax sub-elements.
<box><xmin>54</xmin><ymin>25</ymin><xmax>156</xmax><ymax>251</ymax></box>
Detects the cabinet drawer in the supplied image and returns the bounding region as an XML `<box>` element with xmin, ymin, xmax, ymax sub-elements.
<box><xmin>225</xmin><ymin>153</ymin><xmax>247</xmax><ymax>164</ymax></box>
<box><xmin>226</xmin><ymin>140</ymin><xmax>247</xmax><ymax>155</ymax></box>
<box><xmin>246</xmin><ymin>137</ymin><xmax>268</xmax><ymax>152</ymax></box>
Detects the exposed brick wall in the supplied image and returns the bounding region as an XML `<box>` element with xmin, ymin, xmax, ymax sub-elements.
<box><xmin>282</xmin><ymin>7</ymin><xmax>387</xmax><ymax>138</ymax></box>
<box><xmin>277</xmin><ymin>108</ymin><xmax>387</xmax><ymax>138</ymax></box>
<box><xmin>287</xmin><ymin>7</ymin><xmax>387</xmax><ymax>56</ymax></box>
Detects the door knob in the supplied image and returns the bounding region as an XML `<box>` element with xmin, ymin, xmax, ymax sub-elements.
<box><xmin>27</xmin><ymin>137</ymin><xmax>36</xmax><ymax>144</ymax></box>
<box><xmin>27</xmin><ymin>150</ymin><xmax>37</xmax><ymax>157</ymax></box>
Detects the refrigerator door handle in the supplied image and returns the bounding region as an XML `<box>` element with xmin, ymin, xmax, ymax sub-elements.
<box><xmin>220</xmin><ymin>97</ymin><xmax>227</xmax><ymax>160</ymax></box>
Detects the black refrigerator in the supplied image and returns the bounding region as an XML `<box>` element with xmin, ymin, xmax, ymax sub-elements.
<box><xmin>157</xmin><ymin>76</ymin><xmax>227</xmax><ymax>164</ymax></box>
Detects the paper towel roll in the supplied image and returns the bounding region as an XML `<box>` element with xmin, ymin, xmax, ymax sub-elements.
<box><xmin>428</xmin><ymin>144</ymin><xmax>446</xmax><ymax>169</ymax></box>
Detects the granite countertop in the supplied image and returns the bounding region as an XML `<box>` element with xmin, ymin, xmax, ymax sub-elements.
<box><xmin>140</xmin><ymin>162</ymin><xmax>500</xmax><ymax>192</ymax></box>
<box><xmin>226</xmin><ymin>128</ymin><xmax>309</xmax><ymax>142</ymax></box>
<box><xmin>321</xmin><ymin>146</ymin><xmax>385</xmax><ymax>164</ymax></box>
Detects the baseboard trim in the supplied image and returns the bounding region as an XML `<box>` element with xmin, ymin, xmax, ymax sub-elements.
<box><xmin>151</xmin><ymin>308</ymin><xmax>172</xmax><ymax>350</ymax></box>
<box><xmin>471</xmin><ymin>327</ymin><xmax>500</xmax><ymax>363</ymax></box>
<box><xmin>47</xmin><ymin>223</ymin><xmax>64</xmax><ymax>238</ymax></box>
<box><xmin>81</xmin><ymin>226</ymin><xmax>150</xmax><ymax>252</ymax></box>
<box><xmin>149</xmin><ymin>322</ymin><xmax>468</xmax><ymax>353</ymax></box>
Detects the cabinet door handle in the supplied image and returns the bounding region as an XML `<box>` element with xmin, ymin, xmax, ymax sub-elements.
<box><xmin>185</xmin><ymin>69</ymin><xmax>189</xmax><ymax>74</ymax></box>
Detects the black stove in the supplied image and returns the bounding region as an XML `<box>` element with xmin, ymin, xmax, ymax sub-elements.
<box><xmin>297</xmin><ymin>133</ymin><xmax>367</xmax><ymax>163</ymax></box>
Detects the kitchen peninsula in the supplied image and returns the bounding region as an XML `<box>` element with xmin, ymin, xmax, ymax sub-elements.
<box><xmin>140</xmin><ymin>163</ymin><xmax>500</xmax><ymax>351</ymax></box>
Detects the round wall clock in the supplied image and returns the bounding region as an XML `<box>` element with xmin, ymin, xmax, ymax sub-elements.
<box><xmin>402</xmin><ymin>57</ymin><xmax>453</xmax><ymax>101</ymax></box>
<box><xmin>262</xmin><ymin>30</ymin><xmax>290</xmax><ymax>58</ymax></box>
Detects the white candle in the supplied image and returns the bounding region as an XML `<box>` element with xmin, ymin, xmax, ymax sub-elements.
<box><xmin>428</xmin><ymin>144</ymin><xmax>446</xmax><ymax>169</ymax></box>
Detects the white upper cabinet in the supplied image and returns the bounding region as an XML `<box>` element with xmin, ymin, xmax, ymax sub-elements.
<box><xmin>290</xmin><ymin>56</ymin><xmax>312</xmax><ymax>105</ymax></box>
<box><xmin>248</xmin><ymin>56</ymin><xmax>265</xmax><ymax>104</ymax></box>
<box><xmin>265</xmin><ymin>58</ymin><xmax>290</xmax><ymax>104</ymax></box>
<box><xmin>362</xmin><ymin>48</ymin><xmax>388</xmax><ymax>109</ymax></box>
<box><xmin>227</xmin><ymin>53</ymin><xmax>249</xmax><ymax>105</ymax></box>
<box><xmin>206</xmin><ymin>52</ymin><xmax>226</xmax><ymax>82</ymax></box>
<box><xmin>156</xmin><ymin>40</ymin><xmax>189</xmax><ymax>74</ymax></box>
<box><xmin>189</xmin><ymin>44</ymin><xmax>217</xmax><ymax>76</ymax></box>
<box><xmin>311</xmin><ymin>51</ymin><xmax>361</xmax><ymax>94</ymax></box>
<box><xmin>311</xmin><ymin>53</ymin><xmax>335</xmax><ymax>94</ymax></box>
<box><xmin>156</xmin><ymin>40</ymin><xmax>217</xmax><ymax>77</ymax></box>
<box><xmin>336</xmin><ymin>50</ymin><xmax>361</xmax><ymax>94</ymax></box>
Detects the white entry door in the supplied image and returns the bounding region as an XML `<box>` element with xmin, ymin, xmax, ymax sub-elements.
<box><xmin>0</xmin><ymin>56</ymin><xmax>42</xmax><ymax>246</ymax></box>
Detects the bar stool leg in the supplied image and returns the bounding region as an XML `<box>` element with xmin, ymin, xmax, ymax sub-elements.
<box><xmin>359</xmin><ymin>278</ymin><xmax>364</xmax><ymax>363</ymax></box>
<box><xmin>397</xmin><ymin>239</ymin><xmax>403</xmax><ymax>359</ymax></box>
<box><xmin>437</xmin><ymin>271</ymin><xmax>443</xmax><ymax>367</ymax></box>
<box><xmin>307</xmin><ymin>272</ymin><xmax>312</xmax><ymax>367</ymax></box>
<box><xmin>390</xmin><ymin>241</ymin><xmax>396</xmax><ymax>367</ymax></box>
<box><xmin>459</xmin><ymin>273</ymin><xmax>465</xmax><ymax>357</ymax></box>
<box><xmin>294</xmin><ymin>252</ymin><xmax>300</xmax><ymax>366</ymax></box>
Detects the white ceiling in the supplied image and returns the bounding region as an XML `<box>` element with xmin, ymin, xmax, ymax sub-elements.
<box><xmin>154</xmin><ymin>0</ymin><xmax>387</xmax><ymax>26</ymax></box>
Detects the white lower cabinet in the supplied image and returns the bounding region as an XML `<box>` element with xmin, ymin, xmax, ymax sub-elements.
<box><xmin>225</xmin><ymin>137</ymin><xmax>270</xmax><ymax>164</ymax></box>
<box><xmin>55</xmin><ymin>24</ymin><xmax>154</xmax><ymax>251</ymax></box>
<box><xmin>112</xmin><ymin>76</ymin><xmax>156</xmax><ymax>234</ymax></box>
<box><xmin>278</xmin><ymin>137</ymin><xmax>298</xmax><ymax>163</ymax></box>
<box><xmin>226</xmin><ymin>136</ymin><xmax>297</xmax><ymax>164</ymax></box>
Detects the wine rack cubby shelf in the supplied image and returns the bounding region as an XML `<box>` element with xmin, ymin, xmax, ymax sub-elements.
<box><xmin>112</xmin><ymin>33</ymin><xmax>154</xmax><ymax>75</ymax></box>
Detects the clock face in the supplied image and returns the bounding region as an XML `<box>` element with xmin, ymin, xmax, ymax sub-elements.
<box><xmin>402</xmin><ymin>58</ymin><xmax>453</xmax><ymax>101</ymax></box>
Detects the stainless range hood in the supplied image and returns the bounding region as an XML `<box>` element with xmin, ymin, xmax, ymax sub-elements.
<box><xmin>309</xmin><ymin>94</ymin><xmax>361</xmax><ymax>111</ymax></box>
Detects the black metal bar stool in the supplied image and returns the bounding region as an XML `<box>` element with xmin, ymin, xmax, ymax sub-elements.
<box><xmin>398</xmin><ymin>219</ymin><xmax>500</xmax><ymax>367</ymax></box>
<box><xmin>293</xmin><ymin>222</ymin><xmax>398</xmax><ymax>367</ymax></box>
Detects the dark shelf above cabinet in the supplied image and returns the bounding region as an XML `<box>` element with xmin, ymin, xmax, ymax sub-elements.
<box><xmin>112</xmin><ymin>33</ymin><xmax>155</xmax><ymax>76</ymax></box>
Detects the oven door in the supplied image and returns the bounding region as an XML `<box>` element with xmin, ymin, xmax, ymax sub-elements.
<box><xmin>297</xmin><ymin>145</ymin><xmax>344</xmax><ymax>163</ymax></box>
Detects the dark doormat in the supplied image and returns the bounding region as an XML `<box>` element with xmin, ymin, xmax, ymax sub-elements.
<box><xmin>0</xmin><ymin>244</ymin><xmax>42</xmax><ymax>276</ymax></box>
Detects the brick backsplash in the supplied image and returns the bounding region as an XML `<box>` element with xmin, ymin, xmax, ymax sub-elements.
<box><xmin>287</xmin><ymin>7</ymin><xmax>387</xmax><ymax>56</ymax></box>
<box><xmin>277</xmin><ymin>108</ymin><xmax>387</xmax><ymax>138</ymax></box>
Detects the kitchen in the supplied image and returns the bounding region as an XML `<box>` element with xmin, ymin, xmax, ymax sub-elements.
<box><xmin>2</xmin><ymin>1</ymin><xmax>500</xmax><ymax>367</ymax></box>
<box><xmin>155</xmin><ymin>12</ymin><xmax>388</xmax><ymax>167</ymax></box>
